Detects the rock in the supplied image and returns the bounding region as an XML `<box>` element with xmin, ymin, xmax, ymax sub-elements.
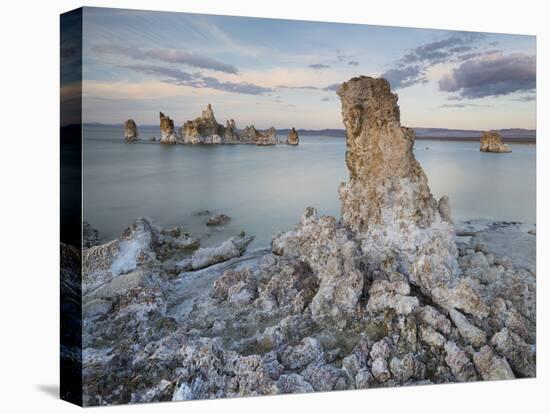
<box><xmin>480</xmin><ymin>131</ymin><xmax>511</xmax><ymax>153</ymax></box>
<box><xmin>336</xmin><ymin>76</ymin><xmax>462</xmax><ymax>308</ymax></box>
<box><xmin>270</xmin><ymin>208</ymin><xmax>363</xmax><ymax>326</ymax></box>
<box><xmin>280</xmin><ymin>337</ymin><xmax>323</xmax><ymax>370</ymax></box>
<box><xmin>366</xmin><ymin>278</ymin><xmax>419</xmax><ymax>315</ymax></box>
<box><xmin>419</xmin><ymin>325</ymin><xmax>446</xmax><ymax>349</ymax></box>
<box><xmin>491</xmin><ymin>328</ymin><xmax>535</xmax><ymax>377</ymax></box>
<box><xmin>159</xmin><ymin>112</ymin><xmax>177</xmax><ymax>144</ymax></box>
<box><xmin>223</xmin><ymin>119</ymin><xmax>239</xmax><ymax>142</ymax></box>
<box><xmin>449</xmin><ymin>308</ymin><xmax>487</xmax><ymax>347</ymax></box>
<box><xmin>124</xmin><ymin>119</ymin><xmax>138</xmax><ymax>140</ymax></box>
<box><xmin>444</xmin><ymin>341</ymin><xmax>478</xmax><ymax>382</ymax></box>
<box><xmin>286</xmin><ymin>127</ymin><xmax>299</xmax><ymax>145</ymax></box>
<box><xmin>370</xmin><ymin>339</ymin><xmax>391</xmax><ymax>360</ymax></box>
<box><xmin>206</xmin><ymin>214</ymin><xmax>231</xmax><ymax>226</ymax></box>
<box><xmin>190</xmin><ymin>235</ymin><xmax>253</xmax><ymax>270</ymax></box>
<box><xmin>182</xmin><ymin>104</ymin><xmax>222</xmax><ymax>144</ymax></box>
<box><xmin>389</xmin><ymin>354</ymin><xmax>425</xmax><ymax>382</ymax></box>
<box><xmin>304</xmin><ymin>364</ymin><xmax>347</xmax><ymax>391</ymax></box>
<box><xmin>473</xmin><ymin>345</ymin><xmax>515</xmax><ymax>381</ymax></box>
<box><xmin>438</xmin><ymin>195</ymin><xmax>453</xmax><ymax>224</ymax></box>
<box><xmin>416</xmin><ymin>306</ymin><xmax>451</xmax><ymax>335</ymax></box>
<box><xmin>211</xmin><ymin>268</ymin><xmax>257</xmax><ymax>306</ymax></box>
<box><xmin>371</xmin><ymin>358</ymin><xmax>391</xmax><ymax>382</ymax></box>
<box><xmin>277</xmin><ymin>374</ymin><xmax>314</xmax><ymax>393</ymax></box>
<box><xmin>355</xmin><ymin>368</ymin><xmax>373</xmax><ymax>388</ymax></box>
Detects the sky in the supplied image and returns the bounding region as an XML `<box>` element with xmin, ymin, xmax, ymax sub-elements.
<box><xmin>73</xmin><ymin>7</ymin><xmax>536</xmax><ymax>130</ymax></box>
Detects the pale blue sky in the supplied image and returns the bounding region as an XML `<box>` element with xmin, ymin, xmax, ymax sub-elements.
<box><xmin>78</xmin><ymin>7</ymin><xmax>536</xmax><ymax>130</ymax></box>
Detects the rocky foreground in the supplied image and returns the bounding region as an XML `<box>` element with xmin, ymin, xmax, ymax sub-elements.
<box><xmin>480</xmin><ymin>131</ymin><xmax>511</xmax><ymax>153</ymax></box>
<box><xmin>82</xmin><ymin>76</ymin><xmax>535</xmax><ymax>406</ymax></box>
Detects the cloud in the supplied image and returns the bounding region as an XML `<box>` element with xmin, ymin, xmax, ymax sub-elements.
<box><xmin>381</xmin><ymin>65</ymin><xmax>424</xmax><ymax>89</ymax></box>
<box><xmin>348</xmin><ymin>61</ymin><xmax>359</xmax><ymax>66</ymax></box>
<box><xmin>277</xmin><ymin>85</ymin><xmax>321</xmax><ymax>90</ymax></box>
<box><xmin>439</xmin><ymin>103</ymin><xmax>490</xmax><ymax>108</ymax></box>
<box><xmin>92</xmin><ymin>44</ymin><xmax>239</xmax><ymax>74</ymax></box>
<box><xmin>381</xmin><ymin>32</ymin><xmax>486</xmax><ymax>89</ymax></box>
<box><xmin>275</xmin><ymin>82</ymin><xmax>341</xmax><ymax>92</ymax></box>
<box><xmin>438</xmin><ymin>53</ymin><xmax>536</xmax><ymax>98</ymax></box>
<box><xmin>309</xmin><ymin>63</ymin><xmax>330</xmax><ymax>70</ymax></box>
<box><xmin>323</xmin><ymin>83</ymin><xmax>341</xmax><ymax>91</ymax></box>
<box><xmin>336</xmin><ymin>52</ymin><xmax>354</xmax><ymax>62</ymax></box>
<box><xmin>513</xmin><ymin>95</ymin><xmax>536</xmax><ymax>102</ymax></box>
<box><xmin>125</xmin><ymin>64</ymin><xmax>272</xmax><ymax>95</ymax></box>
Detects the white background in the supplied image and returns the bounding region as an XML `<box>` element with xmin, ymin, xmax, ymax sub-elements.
<box><xmin>0</xmin><ymin>0</ymin><xmax>547</xmax><ymax>412</ymax></box>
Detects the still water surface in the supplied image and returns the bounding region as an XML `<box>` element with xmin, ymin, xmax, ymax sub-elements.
<box><xmin>84</xmin><ymin>125</ymin><xmax>536</xmax><ymax>249</ymax></box>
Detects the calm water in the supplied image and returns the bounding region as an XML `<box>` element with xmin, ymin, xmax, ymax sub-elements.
<box><xmin>83</xmin><ymin>125</ymin><xmax>536</xmax><ymax>249</ymax></box>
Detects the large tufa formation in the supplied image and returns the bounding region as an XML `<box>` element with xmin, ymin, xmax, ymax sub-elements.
<box><xmin>480</xmin><ymin>131</ymin><xmax>511</xmax><ymax>153</ymax></box>
<box><xmin>182</xmin><ymin>104</ymin><xmax>223</xmax><ymax>144</ymax></box>
<box><xmin>287</xmin><ymin>128</ymin><xmax>300</xmax><ymax>145</ymax></box>
<box><xmin>223</xmin><ymin>119</ymin><xmax>239</xmax><ymax>141</ymax></box>
<box><xmin>159</xmin><ymin>112</ymin><xmax>177</xmax><ymax>144</ymax></box>
<box><xmin>124</xmin><ymin>119</ymin><xmax>138</xmax><ymax>141</ymax></box>
<box><xmin>180</xmin><ymin>104</ymin><xmax>280</xmax><ymax>145</ymax></box>
<box><xmin>336</xmin><ymin>76</ymin><xmax>462</xmax><ymax>307</ymax></box>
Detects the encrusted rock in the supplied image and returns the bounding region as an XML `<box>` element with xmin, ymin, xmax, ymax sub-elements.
<box><xmin>336</xmin><ymin>76</ymin><xmax>462</xmax><ymax>308</ymax></box>
<box><xmin>444</xmin><ymin>341</ymin><xmax>478</xmax><ymax>382</ymax></box>
<box><xmin>124</xmin><ymin>119</ymin><xmax>138</xmax><ymax>140</ymax></box>
<box><xmin>206</xmin><ymin>213</ymin><xmax>231</xmax><ymax>226</ymax></box>
<box><xmin>277</xmin><ymin>374</ymin><xmax>314</xmax><ymax>393</ymax></box>
<box><xmin>473</xmin><ymin>345</ymin><xmax>515</xmax><ymax>381</ymax></box>
<box><xmin>449</xmin><ymin>308</ymin><xmax>487</xmax><ymax>347</ymax></box>
<box><xmin>280</xmin><ymin>337</ymin><xmax>323</xmax><ymax>370</ymax></box>
<box><xmin>287</xmin><ymin>127</ymin><xmax>299</xmax><ymax>145</ymax></box>
<box><xmin>159</xmin><ymin>112</ymin><xmax>177</xmax><ymax>144</ymax></box>
<box><xmin>182</xmin><ymin>104</ymin><xmax>222</xmax><ymax>144</ymax></box>
<box><xmin>491</xmin><ymin>328</ymin><xmax>535</xmax><ymax>377</ymax></box>
<box><xmin>211</xmin><ymin>268</ymin><xmax>257</xmax><ymax>305</ymax></box>
<box><xmin>270</xmin><ymin>208</ymin><xmax>363</xmax><ymax>326</ymax></box>
<box><xmin>366</xmin><ymin>278</ymin><xmax>419</xmax><ymax>315</ymax></box>
<box><xmin>191</xmin><ymin>235</ymin><xmax>253</xmax><ymax>270</ymax></box>
<box><xmin>480</xmin><ymin>131</ymin><xmax>511</xmax><ymax>153</ymax></box>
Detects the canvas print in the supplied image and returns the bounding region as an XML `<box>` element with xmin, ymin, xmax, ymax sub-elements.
<box><xmin>60</xmin><ymin>7</ymin><xmax>536</xmax><ymax>407</ymax></box>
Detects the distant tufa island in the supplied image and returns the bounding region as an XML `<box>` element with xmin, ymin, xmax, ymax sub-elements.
<box><xmin>480</xmin><ymin>131</ymin><xmax>512</xmax><ymax>153</ymax></box>
<box><xmin>124</xmin><ymin>104</ymin><xmax>299</xmax><ymax>146</ymax></box>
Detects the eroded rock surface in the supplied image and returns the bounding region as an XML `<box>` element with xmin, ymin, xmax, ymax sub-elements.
<box><xmin>287</xmin><ymin>127</ymin><xmax>299</xmax><ymax>145</ymax></box>
<box><xmin>480</xmin><ymin>131</ymin><xmax>511</xmax><ymax>153</ymax></box>
<box><xmin>124</xmin><ymin>119</ymin><xmax>138</xmax><ymax>140</ymax></box>
<box><xmin>160</xmin><ymin>112</ymin><xmax>177</xmax><ymax>144</ymax></box>
<box><xmin>179</xmin><ymin>104</ymin><xmax>283</xmax><ymax>146</ymax></box>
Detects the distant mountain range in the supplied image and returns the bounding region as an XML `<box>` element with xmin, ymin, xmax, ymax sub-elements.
<box><xmin>82</xmin><ymin>123</ymin><xmax>536</xmax><ymax>142</ymax></box>
<box><xmin>276</xmin><ymin>127</ymin><xmax>536</xmax><ymax>142</ymax></box>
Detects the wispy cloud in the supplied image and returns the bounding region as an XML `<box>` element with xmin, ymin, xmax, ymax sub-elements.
<box><xmin>348</xmin><ymin>61</ymin><xmax>359</xmax><ymax>66</ymax></box>
<box><xmin>92</xmin><ymin>44</ymin><xmax>239</xmax><ymax>74</ymax></box>
<box><xmin>439</xmin><ymin>103</ymin><xmax>491</xmax><ymax>108</ymax></box>
<box><xmin>309</xmin><ymin>63</ymin><xmax>330</xmax><ymax>70</ymax></box>
<box><xmin>512</xmin><ymin>95</ymin><xmax>536</xmax><ymax>102</ymax></box>
<box><xmin>126</xmin><ymin>64</ymin><xmax>272</xmax><ymax>95</ymax></box>
<box><xmin>381</xmin><ymin>32</ymin><xmax>486</xmax><ymax>89</ymax></box>
<box><xmin>439</xmin><ymin>53</ymin><xmax>536</xmax><ymax>98</ymax></box>
<box><xmin>323</xmin><ymin>83</ymin><xmax>341</xmax><ymax>91</ymax></box>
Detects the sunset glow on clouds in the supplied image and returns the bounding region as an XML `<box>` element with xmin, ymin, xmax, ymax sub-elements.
<box><xmin>75</xmin><ymin>7</ymin><xmax>536</xmax><ymax>130</ymax></box>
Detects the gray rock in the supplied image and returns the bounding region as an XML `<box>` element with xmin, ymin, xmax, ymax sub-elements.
<box><xmin>191</xmin><ymin>236</ymin><xmax>253</xmax><ymax>270</ymax></box>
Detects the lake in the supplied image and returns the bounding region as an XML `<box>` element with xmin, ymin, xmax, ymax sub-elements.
<box><xmin>83</xmin><ymin>125</ymin><xmax>536</xmax><ymax>249</ymax></box>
